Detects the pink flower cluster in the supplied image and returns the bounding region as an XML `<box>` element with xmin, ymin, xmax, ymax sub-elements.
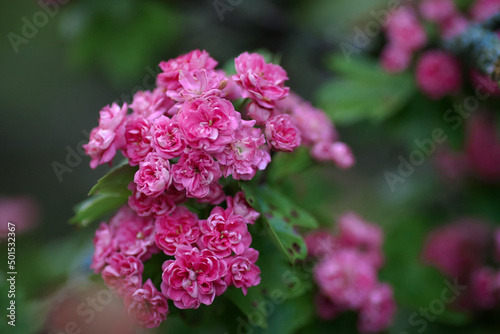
<box><xmin>379</xmin><ymin>0</ymin><xmax>500</xmax><ymax>99</ymax></box>
<box><xmin>84</xmin><ymin>49</ymin><xmax>354</xmax><ymax>328</ymax></box>
<box><xmin>422</xmin><ymin>218</ymin><xmax>500</xmax><ymax>310</ymax></box>
<box><xmin>84</xmin><ymin>50</ymin><xmax>353</xmax><ymax>209</ymax></box>
<box><xmin>92</xmin><ymin>192</ymin><xmax>261</xmax><ymax>327</ymax></box>
<box><xmin>305</xmin><ymin>212</ymin><xmax>396</xmax><ymax>334</ymax></box>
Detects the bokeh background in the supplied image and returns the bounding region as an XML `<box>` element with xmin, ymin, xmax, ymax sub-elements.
<box><xmin>1</xmin><ymin>0</ymin><xmax>500</xmax><ymax>333</ymax></box>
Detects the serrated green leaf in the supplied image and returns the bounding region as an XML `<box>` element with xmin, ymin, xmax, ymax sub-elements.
<box><xmin>69</xmin><ymin>192</ymin><xmax>129</xmax><ymax>227</ymax></box>
<box><xmin>317</xmin><ymin>55</ymin><xmax>416</xmax><ymax>125</ymax></box>
<box><xmin>88</xmin><ymin>161</ymin><xmax>136</xmax><ymax>196</ymax></box>
<box><xmin>240</xmin><ymin>183</ymin><xmax>318</xmax><ymax>262</ymax></box>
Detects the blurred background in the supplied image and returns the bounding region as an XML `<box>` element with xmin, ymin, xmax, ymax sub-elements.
<box><xmin>1</xmin><ymin>0</ymin><xmax>500</xmax><ymax>333</ymax></box>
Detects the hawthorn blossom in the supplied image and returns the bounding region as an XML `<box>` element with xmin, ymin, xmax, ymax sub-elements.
<box><xmin>357</xmin><ymin>284</ymin><xmax>397</xmax><ymax>334</ymax></box>
<box><xmin>128</xmin><ymin>186</ymin><xmax>177</xmax><ymax>218</ymax></box>
<box><xmin>198</xmin><ymin>206</ymin><xmax>252</xmax><ymax>258</ymax></box>
<box><xmin>314</xmin><ymin>250</ymin><xmax>377</xmax><ymax>309</ymax></box>
<box><xmin>385</xmin><ymin>7</ymin><xmax>427</xmax><ymax>52</ymax></box>
<box><xmin>123</xmin><ymin>118</ymin><xmax>153</xmax><ymax>166</ymax></box>
<box><xmin>124</xmin><ymin>279</ymin><xmax>169</xmax><ymax>328</ymax></box>
<box><xmin>110</xmin><ymin>206</ymin><xmax>159</xmax><ymax>260</ymax></box>
<box><xmin>224</xmin><ymin>248</ymin><xmax>261</xmax><ymax>295</ymax></box>
<box><xmin>233</xmin><ymin>52</ymin><xmax>289</xmax><ymax>108</ymax></box>
<box><xmin>416</xmin><ymin>50</ymin><xmax>462</xmax><ymax>99</ymax></box>
<box><xmin>102</xmin><ymin>253</ymin><xmax>143</xmax><ymax>296</ymax></box>
<box><xmin>226</xmin><ymin>191</ymin><xmax>260</xmax><ymax>223</ymax></box>
<box><xmin>178</xmin><ymin>97</ymin><xmax>240</xmax><ymax>153</ymax></box>
<box><xmin>152</xmin><ymin>115</ymin><xmax>186</xmax><ymax>160</ymax></box>
<box><xmin>216</xmin><ymin>120</ymin><xmax>271</xmax><ymax>180</ymax></box>
<box><xmin>265</xmin><ymin>114</ymin><xmax>301</xmax><ymax>152</ymax></box>
<box><xmin>155</xmin><ymin>206</ymin><xmax>200</xmax><ymax>255</ymax></box>
<box><xmin>337</xmin><ymin>212</ymin><xmax>384</xmax><ymax>268</ymax></box>
<box><xmin>171</xmin><ymin>149</ymin><xmax>222</xmax><ymax>198</ymax></box>
<box><xmin>161</xmin><ymin>246</ymin><xmax>227</xmax><ymax>309</ymax></box>
<box><xmin>129</xmin><ymin>88</ymin><xmax>174</xmax><ymax>120</ymax></box>
<box><xmin>134</xmin><ymin>153</ymin><xmax>172</xmax><ymax>197</ymax></box>
<box><xmin>91</xmin><ymin>223</ymin><xmax>117</xmax><ymax>273</ymax></box>
<box><xmin>83</xmin><ymin>103</ymin><xmax>128</xmax><ymax>168</ymax></box>
<box><xmin>157</xmin><ymin>49</ymin><xmax>218</xmax><ymax>92</ymax></box>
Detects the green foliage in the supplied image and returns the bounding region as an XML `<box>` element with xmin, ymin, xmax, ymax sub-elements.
<box><xmin>70</xmin><ymin>163</ymin><xmax>136</xmax><ymax>226</ymax></box>
<box><xmin>317</xmin><ymin>55</ymin><xmax>416</xmax><ymax>124</ymax></box>
<box><xmin>241</xmin><ymin>183</ymin><xmax>318</xmax><ymax>263</ymax></box>
<box><xmin>267</xmin><ymin>147</ymin><xmax>313</xmax><ymax>185</ymax></box>
<box><xmin>225</xmin><ymin>223</ymin><xmax>314</xmax><ymax>330</ymax></box>
<box><xmin>61</xmin><ymin>0</ymin><xmax>181</xmax><ymax>87</ymax></box>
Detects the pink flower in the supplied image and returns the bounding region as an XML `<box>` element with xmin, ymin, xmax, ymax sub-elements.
<box><xmin>155</xmin><ymin>206</ymin><xmax>200</xmax><ymax>255</ymax></box>
<box><xmin>226</xmin><ymin>191</ymin><xmax>260</xmax><ymax>224</ymax></box>
<box><xmin>178</xmin><ymin>97</ymin><xmax>239</xmax><ymax>153</ymax></box>
<box><xmin>123</xmin><ymin>118</ymin><xmax>153</xmax><ymax>166</ymax></box>
<box><xmin>171</xmin><ymin>149</ymin><xmax>222</xmax><ymax>198</ymax></box>
<box><xmin>197</xmin><ymin>182</ymin><xmax>226</xmax><ymax>205</ymax></box>
<box><xmin>84</xmin><ymin>103</ymin><xmax>128</xmax><ymax>169</ymax></box>
<box><xmin>99</xmin><ymin>102</ymin><xmax>128</xmax><ymax>130</ymax></box>
<box><xmin>161</xmin><ymin>246</ymin><xmax>227</xmax><ymax>309</ymax></box>
<box><xmin>422</xmin><ymin>219</ymin><xmax>491</xmax><ymax>280</ymax></box>
<box><xmin>216</xmin><ymin>120</ymin><xmax>271</xmax><ymax>180</ymax></box>
<box><xmin>129</xmin><ymin>88</ymin><xmax>174</xmax><ymax>120</ymax></box>
<box><xmin>380</xmin><ymin>45</ymin><xmax>412</xmax><ymax>73</ymax></box>
<box><xmin>233</xmin><ymin>52</ymin><xmax>290</xmax><ymax>108</ymax></box>
<box><xmin>416</xmin><ymin>50</ymin><xmax>462</xmax><ymax>99</ymax></box>
<box><xmin>152</xmin><ymin>115</ymin><xmax>186</xmax><ymax>160</ymax></box>
<box><xmin>198</xmin><ymin>206</ymin><xmax>252</xmax><ymax>258</ymax></box>
<box><xmin>224</xmin><ymin>248</ymin><xmax>261</xmax><ymax>295</ymax></box>
<box><xmin>357</xmin><ymin>284</ymin><xmax>397</xmax><ymax>334</ymax></box>
<box><xmin>110</xmin><ymin>206</ymin><xmax>159</xmax><ymax>260</ymax></box>
<box><xmin>386</xmin><ymin>7</ymin><xmax>427</xmax><ymax>52</ymax></box>
<box><xmin>102</xmin><ymin>253</ymin><xmax>143</xmax><ymax>296</ymax></box>
<box><xmin>157</xmin><ymin>50</ymin><xmax>218</xmax><ymax>92</ymax></box>
<box><xmin>314</xmin><ymin>250</ymin><xmax>377</xmax><ymax>309</ymax></box>
<box><xmin>337</xmin><ymin>212</ymin><xmax>384</xmax><ymax>269</ymax></box>
<box><xmin>305</xmin><ymin>230</ymin><xmax>338</xmax><ymax>259</ymax></box>
<box><xmin>285</xmin><ymin>96</ymin><xmax>336</xmax><ymax>145</ymax></box>
<box><xmin>315</xmin><ymin>293</ymin><xmax>344</xmax><ymax>320</ymax></box>
<box><xmin>465</xmin><ymin>112</ymin><xmax>500</xmax><ymax>182</ymax></box>
<box><xmin>169</xmin><ymin>69</ymin><xmax>225</xmax><ymax>102</ymax></box>
<box><xmin>471</xmin><ymin>0</ymin><xmax>500</xmax><ymax>22</ymax></box>
<box><xmin>134</xmin><ymin>153</ymin><xmax>172</xmax><ymax>197</ymax></box>
<box><xmin>265</xmin><ymin>114</ymin><xmax>301</xmax><ymax>152</ymax></box>
<box><xmin>124</xmin><ymin>279</ymin><xmax>169</xmax><ymax>328</ymax></box>
<box><xmin>419</xmin><ymin>0</ymin><xmax>457</xmax><ymax>23</ymax></box>
<box><xmin>470</xmin><ymin>267</ymin><xmax>500</xmax><ymax>310</ymax></box>
<box><xmin>247</xmin><ymin>101</ymin><xmax>273</xmax><ymax>124</ymax></box>
<box><xmin>91</xmin><ymin>223</ymin><xmax>117</xmax><ymax>273</ymax></box>
<box><xmin>439</xmin><ymin>15</ymin><xmax>469</xmax><ymax>39</ymax></box>
<box><xmin>128</xmin><ymin>186</ymin><xmax>177</xmax><ymax>218</ymax></box>
<box><xmin>311</xmin><ymin>141</ymin><xmax>355</xmax><ymax>169</ymax></box>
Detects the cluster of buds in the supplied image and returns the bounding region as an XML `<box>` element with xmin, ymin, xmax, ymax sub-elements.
<box><xmin>305</xmin><ymin>212</ymin><xmax>396</xmax><ymax>334</ymax></box>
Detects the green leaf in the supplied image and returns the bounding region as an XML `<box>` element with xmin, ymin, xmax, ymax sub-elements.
<box><xmin>225</xmin><ymin>228</ymin><xmax>313</xmax><ymax>329</ymax></box>
<box><xmin>88</xmin><ymin>162</ymin><xmax>136</xmax><ymax>196</ymax></box>
<box><xmin>240</xmin><ymin>183</ymin><xmax>318</xmax><ymax>262</ymax></box>
<box><xmin>69</xmin><ymin>192</ymin><xmax>129</xmax><ymax>227</ymax></box>
<box><xmin>317</xmin><ymin>54</ymin><xmax>416</xmax><ymax>125</ymax></box>
<box><xmin>71</xmin><ymin>162</ymin><xmax>135</xmax><ymax>226</ymax></box>
<box><xmin>267</xmin><ymin>147</ymin><xmax>313</xmax><ymax>185</ymax></box>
